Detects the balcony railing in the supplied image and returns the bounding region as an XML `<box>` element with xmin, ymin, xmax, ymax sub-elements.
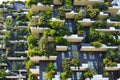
<box><xmin>30</xmin><ymin>56</ymin><xmax>57</xmax><ymax>63</ymax></box>
<box><xmin>80</xmin><ymin>44</ymin><xmax>118</xmax><ymax>51</ymax></box>
<box><xmin>7</xmin><ymin>56</ymin><xmax>27</xmax><ymax>61</ymax></box>
<box><xmin>95</xmin><ymin>27</ymin><xmax>120</xmax><ymax>32</ymax></box>
<box><xmin>105</xmin><ymin>63</ymin><xmax>120</xmax><ymax>71</ymax></box>
<box><xmin>65</xmin><ymin>11</ymin><xmax>78</xmax><ymax>19</ymax></box>
<box><xmin>78</xmin><ymin>18</ymin><xmax>95</xmax><ymax>26</ymax></box>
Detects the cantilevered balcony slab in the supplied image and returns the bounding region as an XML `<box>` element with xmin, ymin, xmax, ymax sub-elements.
<box><xmin>107</xmin><ymin>19</ymin><xmax>120</xmax><ymax>26</ymax></box>
<box><xmin>32</xmin><ymin>3</ymin><xmax>54</xmax><ymax>12</ymax></box>
<box><xmin>74</xmin><ymin>0</ymin><xmax>104</xmax><ymax>6</ymax></box>
<box><xmin>65</xmin><ymin>11</ymin><xmax>78</xmax><ymax>19</ymax></box>
<box><xmin>95</xmin><ymin>27</ymin><xmax>120</xmax><ymax>32</ymax></box>
<box><xmin>91</xmin><ymin>75</ymin><xmax>109</xmax><ymax>80</ymax></box>
<box><xmin>70</xmin><ymin>63</ymin><xmax>88</xmax><ymax>71</ymax></box>
<box><xmin>56</xmin><ymin>46</ymin><xmax>68</xmax><ymax>51</ymax></box>
<box><xmin>6</xmin><ymin>16</ymin><xmax>12</xmax><ymax>20</ymax></box>
<box><xmin>0</xmin><ymin>30</ymin><xmax>10</xmax><ymax>33</ymax></box>
<box><xmin>30</xmin><ymin>27</ymin><xmax>49</xmax><ymax>38</ymax></box>
<box><xmin>0</xmin><ymin>44</ymin><xmax>6</xmax><ymax>49</ymax></box>
<box><xmin>78</xmin><ymin>18</ymin><xmax>95</xmax><ymax>26</ymax></box>
<box><xmin>7</xmin><ymin>57</ymin><xmax>26</xmax><ymax>61</ymax></box>
<box><xmin>5</xmin><ymin>76</ymin><xmax>26</xmax><ymax>79</ymax></box>
<box><xmin>108</xmin><ymin>6</ymin><xmax>120</xmax><ymax>15</ymax></box>
<box><xmin>31</xmin><ymin>15</ymin><xmax>39</xmax><ymax>22</ymax></box>
<box><xmin>30</xmin><ymin>66</ymin><xmax>39</xmax><ymax>75</ymax></box>
<box><xmin>12</xmin><ymin>12</ymin><xmax>28</xmax><ymax>16</ymax></box>
<box><xmin>0</xmin><ymin>63</ymin><xmax>7</xmax><ymax>66</ymax></box>
<box><xmin>13</xmin><ymin>26</ymin><xmax>27</xmax><ymax>29</ymax></box>
<box><xmin>50</xmin><ymin>18</ymin><xmax>65</xmax><ymax>25</ymax></box>
<box><xmin>105</xmin><ymin>63</ymin><xmax>120</xmax><ymax>71</ymax></box>
<box><xmin>30</xmin><ymin>56</ymin><xmax>57</xmax><ymax>63</ymax></box>
<box><xmin>80</xmin><ymin>44</ymin><xmax>118</xmax><ymax>51</ymax></box>
<box><xmin>64</xmin><ymin>34</ymin><xmax>84</xmax><ymax>42</ymax></box>
<box><xmin>14</xmin><ymin>51</ymin><xmax>27</xmax><ymax>54</ymax></box>
<box><xmin>98</xmin><ymin>12</ymin><xmax>109</xmax><ymax>19</ymax></box>
<box><xmin>10</xmin><ymin>40</ymin><xmax>27</xmax><ymax>44</ymax></box>
<box><xmin>0</xmin><ymin>35</ymin><xmax>4</xmax><ymax>39</ymax></box>
<box><xmin>53</xmin><ymin>0</ymin><xmax>62</xmax><ymax>5</ymax></box>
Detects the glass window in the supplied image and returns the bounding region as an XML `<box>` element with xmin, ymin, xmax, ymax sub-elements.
<box><xmin>77</xmin><ymin>72</ymin><xmax>81</xmax><ymax>80</ymax></box>
<box><xmin>72</xmin><ymin>45</ymin><xmax>79</xmax><ymax>58</ymax></box>
<box><xmin>88</xmin><ymin>61</ymin><xmax>94</xmax><ymax>68</ymax></box>
<box><xmin>83</xmin><ymin>53</ymin><xmax>87</xmax><ymax>59</ymax></box>
<box><xmin>89</xmin><ymin>53</ymin><xmax>95</xmax><ymax>59</ymax></box>
<box><xmin>43</xmin><ymin>72</ymin><xmax>46</xmax><ymax>80</ymax></box>
<box><xmin>94</xmin><ymin>61</ymin><xmax>98</xmax><ymax>68</ymax></box>
<box><xmin>68</xmin><ymin>52</ymin><xmax>72</xmax><ymax>58</ymax></box>
<box><xmin>62</xmin><ymin>53</ymin><xmax>64</xmax><ymax>59</ymax></box>
<box><xmin>54</xmin><ymin>62</ymin><xmax>57</xmax><ymax>68</ymax></box>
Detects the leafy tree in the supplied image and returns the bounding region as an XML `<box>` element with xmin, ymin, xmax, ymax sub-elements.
<box><xmin>28</xmin><ymin>72</ymin><xmax>38</xmax><ymax>80</ymax></box>
<box><xmin>55</xmin><ymin>37</ymin><xmax>69</xmax><ymax>46</ymax></box>
<box><xmin>71</xmin><ymin>58</ymin><xmax>80</xmax><ymax>69</ymax></box>
<box><xmin>27</xmin><ymin>35</ymin><xmax>37</xmax><ymax>47</ymax></box>
<box><xmin>62</xmin><ymin>58</ymin><xmax>72</xmax><ymax>78</ymax></box>
<box><xmin>45</xmin><ymin>63</ymin><xmax>56</xmax><ymax>80</ymax></box>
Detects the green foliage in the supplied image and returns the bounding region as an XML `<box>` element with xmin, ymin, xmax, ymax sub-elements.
<box><xmin>111</xmin><ymin>14</ymin><xmax>120</xmax><ymax>21</ymax></box>
<box><xmin>26</xmin><ymin>0</ymin><xmax>38</xmax><ymax>7</ymax></box>
<box><xmin>91</xmin><ymin>41</ymin><xmax>101</xmax><ymax>48</ymax></box>
<box><xmin>0</xmin><ymin>69</ymin><xmax>5</xmax><ymax>78</ymax></box>
<box><xmin>78</xmin><ymin>9</ymin><xmax>86</xmax><ymax>20</ymax></box>
<box><xmin>93</xmin><ymin>3</ymin><xmax>108</xmax><ymax>11</ymax></box>
<box><xmin>60</xmin><ymin>72</ymin><xmax>67</xmax><ymax>80</ymax></box>
<box><xmin>16</xmin><ymin>21</ymin><xmax>28</xmax><ymax>26</ymax></box>
<box><xmin>25</xmin><ymin>60</ymin><xmax>34</xmax><ymax>70</ymax></box>
<box><xmin>103</xmin><ymin>71</ymin><xmax>109</xmax><ymax>77</ymax></box>
<box><xmin>4</xmin><ymin>20</ymin><xmax>12</xmax><ymax>30</ymax></box>
<box><xmin>71</xmin><ymin>58</ymin><xmax>80</xmax><ymax>68</ymax></box>
<box><xmin>74</xmin><ymin>22</ymin><xmax>84</xmax><ymax>35</ymax></box>
<box><xmin>83</xmin><ymin>68</ymin><xmax>96</xmax><ymax>79</ymax></box>
<box><xmin>64</xmin><ymin>0</ymin><xmax>73</xmax><ymax>9</ymax></box>
<box><xmin>28</xmin><ymin>72</ymin><xmax>38</xmax><ymax>80</ymax></box>
<box><xmin>16</xmin><ymin>14</ymin><xmax>29</xmax><ymax>21</ymax></box>
<box><xmin>103</xmin><ymin>58</ymin><xmax>117</xmax><ymax>67</ymax></box>
<box><xmin>27</xmin><ymin>35</ymin><xmax>37</xmax><ymax>47</ymax></box>
<box><xmin>87</xmin><ymin>5</ymin><xmax>100</xmax><ymax>19</ymax></box>
<box><xmin>62</xmin><ymin>58</ymin><xmax>72</xmax><ymax>78</ymax></box>
<box><xmin>45</xmin><ymin>63</ymin><xmax>56</xmax><ymax>80</ymax></box>
<box><xmin>50</xmin><ymin>21</ymin><xmax>63</xmax><ymax>29</ymax></box>
<box><xmin>55</xmin><ymin>37</ymin><xmax>69</xmax><ymax>46</ymax></box>
<box><xmin>93</xmin><ymin>19</ymin><xmax>107</xmax><ymax>28</ymax></box>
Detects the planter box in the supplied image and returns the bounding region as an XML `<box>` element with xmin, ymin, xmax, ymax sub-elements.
<box><xmin>78</xmin><ymin>18</ymin><xmax>95</xmax><ymax>26</ymax></box>
<box><xmin>74</xmin><ymin>0</ymin><xmax>104</xmax><ymax>5</ymax></box>
<box><xmin>30</xmin><ymin>66</ymin><xmax>39</xmax><ymax>75</ymax></box>
<box><xmin>107</xmin><ymin>19</ymin><xmax>120</xmax><ymax>26</ymax></box>
<box><xmin>30</xmin><ymin>27</ymin><xmax>49</xmax><ymax>39</ymax></box>
<box><xmin>56</xmin><ymin>46</ymin><xmax>68</xmax><ymax>51</ymax></box>
<box><xmin>65</xmin><ymin>11</ymin><xmax>78</xmax><ymax>19</ymax></box>
<box><xmin>70</xmin><ymin>63</ymin><xmax>88</xmax><ymax>71</ymax></box>
<box><xmin>0</xmin><ymin>63</ymin><xmax>7</xmax><ymax>66</ymax></box>
<box><xmin>50</xmin><ymin>18</ymin><xmax>65</xmax><ymax>25</ymax></box>
<box><xmin>7</xmin><ymin>57</ymin><xmax>26</xmax><ymax>60</ymax></box>
<box><xmin>14</xmin><ymin>51</ymin><xmax>27</xmax><ymax>54</ymax></box>
<box><xmin>53</xmin><ymin>0</ymin><xmax>62</xmax><ymax>5</ymax></box>
<box><xmin>32</xmin><ymin>3</ymin><xmax>54</xmax><ymax>13</ymax></box>
<box><xmin>95</xmin><ymin>27</ymin><xmax>120</xmax><ymax>32</ymax></box>
<box><xmin>10</xmin><ymin>40</ymin><xmax>27</xmax><ymax>44</ymax></box>
<box><xmin>80</xmin><ymin>44</ymin><xmax>118</xmax><ymax>51</ymax></box>
<box><xmin>105</xmin><ymin>63</ymin><xmax>120</xmax><ymax>71</ymax></box>
<box><xmin>98</xmin><ymin>12</ymin><xmax>109</xmax><ymax>19</ymax></box>
<box><xmin>30</xmin><ymin>56</ymin><xmax>57</xmax><ymax>63</ymax></box>
<box><xmin>14</xmin><ymin>26</ymin><xmax>27</xmax><ymax>29</ymax></box>
<box><xmin>5</xmin><ymin>76</ymin><xmax>26</xmax><ymax>79</ymax></box>
<box><xmin>64</xmin><ymin>34</ymin><xmax>84</xmax><ymax>42</ymax></box>
<box><xmin>108</xmin><ymin>6</ymin><xmax>120</xmax><ymax>15</ymax></box>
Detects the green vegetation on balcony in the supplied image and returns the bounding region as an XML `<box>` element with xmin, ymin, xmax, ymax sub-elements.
<box><xmin>45</xmin><ymin>63</ymin><xmax>56</xmax><ymax>80</ymax></box>
<box><xmin>93</xmin><ymin>3</ymin><xmax>108</xmax><ymax>11</ymax></box>
<box><xmin>111</xmin><ymin>14</ymin><xmax>120</xmax><ymax>21</ymax></box>
<box><xmin>91</xmin><ymin>41</ymin><xmax>102</xmax><ymax>48</ymax></box>
<box><xmin>0</xmin><ymin>69</ymin><xmax>5</xmax><ymax>78</ymax></box>
<box><xmin>25</xmin><ymin>60</ymin><xmax>34</xmax><ymax>70</ymax></box>
<box><xmin>28</xmin><ymin>72</ymin><xmax>38</xmax><ymax>80</ymax></box>
<box><xmin>16</xmin><ymin>21</ymin><xmax>28</xmax><ymax>26</ymax></box>
<box><xmin>16</xmin><ymin>14</ymin><xmax>29</xmax><ymax>21</ymax></box>
<box><xmin>71</xmin><ymin>58</ymin><xmax>80</xmax><ymax>69</ymax></box>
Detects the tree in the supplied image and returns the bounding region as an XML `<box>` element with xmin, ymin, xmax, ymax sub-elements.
<box><xmin>45</xmin><ymin>63</ymin><xmax>56</xmax><ymax>80</ymax></box>
<box><xmin>25</xmin><ymin>60</ymin><xmax>34</xmax><ymax>70</ymax></box>
<box><xmin>62</xmin><ymin>58</ymin><xmax>72</xmax><ymax>78</ymax></box>
<box><xmin>28</xmin><ymin>72</ymin><xmax>38</xmax><ymax>80</ymax></box>
<box><xmin>83</xmin><ymin>68</ymin><xmax>96</xmax><ymax>79</ymax></box>
<box><xmin>71</xmin><ymin>58</ymin><xmax>80</xmax><ymax>69</ymax></box>
<box><xmin>27</xmin><ymin>35</ymin><xmax>37</xmax><ymax>47</ymax></box>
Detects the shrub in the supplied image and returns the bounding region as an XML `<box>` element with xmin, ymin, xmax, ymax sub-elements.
<box><xmin>93</xmin><ymin>3</ymin><xmax>108</xmax><ymax>11</ymax></box>
<box><xmin>103</xmin><ymin>71</ymin><xmax>109</xmax><ymax>77</ymax></box>
<box><xmin>91</xmin><ymin>41</ymin><xmax>101</xmax><ymax>48</ymax></box>
<box><xmin>71</xmin><ymin>58</ymin><xmax>80</xmax><ymax>69</ymax></box>
<box><xmin>27</xmin><ymin>35</ymin><xmax>37</xmax><ymax>46</ymax></box>
<box><xmin>55</xmin><ymin>37</ymin><xmax>69</xmax><ymax>46</ymax></box>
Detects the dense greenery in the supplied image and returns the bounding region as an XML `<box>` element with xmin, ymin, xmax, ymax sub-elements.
<box><xmin>0</xmin><ymin>69</ymin><xmax>5</xmax><ymax>78</ymax></box>
<box><xmin>28</xmin><ymin>72</ymin><xmax>38</xmax><ymax>80</ymax></box>
<box><xmin>71</xmin><ymin>58</ymin><xmax>80</xmax><ymax>69</ymax></box>
<box><xmin>45</xmin><ymin>63</ymin><xmax>56</xmax><ymax>80</ymax></box>
<box><xmin>25</xmin><ymin>60</ymin><xmax>34</xmax><ymax>70</ymax></box>
<box><xmin>93</xmin><ymin>3</ymin><xmax>108</xmax><ymax>11</ymax></box>
<box><xmin>91</xmin><ymin>41</ymin><xmax>101</xmax><ymax>48</ymax></box>
<box><xmin>55</xmin><ymin>37</ymin><xmax>69</xmax><ymax>46</ymax></box>
<box><xmin>111</xmin><ymin>14</ymin><xmax>120</xmax><ymax>21</ymax></box>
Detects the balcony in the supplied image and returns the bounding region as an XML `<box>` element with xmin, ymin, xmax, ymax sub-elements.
<box><xmin>80</xmin><ymin>44</ymin><xmax>118</xmax><ymax>51</ymax></box>
<box><xmin>70</xmin><ymin>63</ymin><xmax>89</xmax><ymax>71</ymax></box>
<box><xmin>5</xmin><ymin>75</ymin><xmax>26</xmax><ymax>79</ymax></box>
<box><xmin>0</xmin><ymin>30</ymin><xmax>10</xmax><ymax>33</ymax></box>
<box><xmin>13</xmin><ymin>26</ymin><xmax>27</xmax><ymax>29</ymax></box>
<box><xmin>78</xmin><ymin>18</ymin><xmax>95</xmax><ymax>26</ymax></box>
<box><xmin>7</xmin><ymin>56</ymin><xmax>26</xmax><ymax>61</ymax></box>
<box><xmin>98</xmin><ymin>12</ymin><xmax>109</xmax><ymax>19</ymax></box>
<box><xmin>0</xmin><ymin>17</ymin><xmax>4</xmax><ymax>22</ymax></box>
<box><xmin>53</xmin><ymin>0</ymin><xmax>62</xmax><ymax>5</ymax></box>
<box><xmin>64</xmin><ymin>34</ymin><xmax>84</xmax><ymax>42</ymax></box>
<box><xmin>31</xmin><ymin>15</ymin><xmax>39</xmax><ymax>21</ymax></box>
<box><xmin>0</xmin><ymin>44</ymin><xmax>6</xmax><ymax>49</ymax></box>
<box><xmin>30</xmin><ymin>27</ymin><xmax>49</xmax><ymax>38</ymax></box>
<box><xmin>95</xmin><ymin>27</ymin><xmax>120</xmax><ymax>32</ymax></box>
<box><xmin>30</xmin><ymin>56</ymin><xmax>57</xmax><ymax>63</ymax></box>
<box><xmin>74</xmin><ymin>0</ymin><xmax>104</xmax><ymax>6</ymax></box>
<box><xmin>108</xmin><ymin>6</ymin><xmax>120</xmax><ymax>15</ymax></box>
<box><xmin>6</xmin><ymin>16</ymin><xmax>12</xmax><ymax>21</ymax></box>
<box><xmin>14</xmin><ymin>51</ymin><xmax>27</xmax><ymax>54</ymax></box>
<box><xmin>10</xmin><ymin>40</ymin><xmax>27</xmax><ymax>44</ymax></box>
<box><xmin>50</xmin><ymin>18</ymin><xmax>65</xmax><ymax>25</ymax></box>
<box><xmin>91</xmin><ymin>74</ymin><xmax>109</xmax><ymax>80</ymax></box>
<box><xmin>0</xmin><ymin>63</ymin><xmax>7</xmax><ymax>66</ymax></box>
<box><xmin>65</xmin><ymin>11</ymin><xmax>78</xmax><ymax>19</ymax></box>
<box><xmin>48</xmin><ymin>36</ymin><xmax>54</xmax><ymax>42</ymax></box>
<box><xmin>56</xmin><ymin>46</ymin><xmax>68</xmax><ymax>51</ymax></box>
<box><xmin>32</xmin><ymin>3</ymin><xmax>54</xmax><ymax>12</ymax></box>
<box><xmin>0</xmin><ymin>35</ymin><xmax>4</xmax><ymax>39</ymax></box>
<box><xmin>105</xmin><ymin>63</ymin><xmax>120</xmax><ymax>71</ymax></box>
<box><xmin>30</xmin><ymin>66</ymin><xmax>39</xmax><ymax>75</ymax></box>
<box><xmin>107</xmin><ymin>19</ymin><xmax>120</xmax><ymax>26</ymax></box>
<box><xmin>12</xmin><ymin>12</ymin><xmax>28</xmax><ymax>16</ymax></box>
